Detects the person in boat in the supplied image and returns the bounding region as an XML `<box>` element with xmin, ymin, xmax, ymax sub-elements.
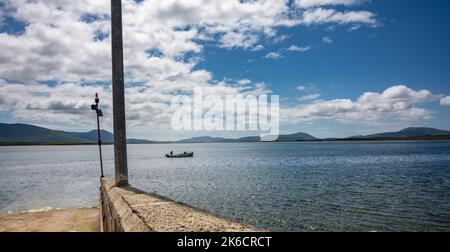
<box><xmin>170</xmin><ymin>150</ymin><xmax>173</xmax><ymax>156</ymax></box>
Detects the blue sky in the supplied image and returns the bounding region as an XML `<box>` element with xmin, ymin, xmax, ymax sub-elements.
<box><xmin>194</xmin><ymin>0</ymin><xmax>450</xmax><ymax>136</ymax></box>
<box><xmin>0</xmin><ymin>0</ymin><xmax>449</xmax><ymax>140</ymax></box>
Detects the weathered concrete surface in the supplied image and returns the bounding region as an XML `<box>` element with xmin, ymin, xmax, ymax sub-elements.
<box><xmin>0</xmin><ymin>208</ymin><xmax>99</xmax><ymax>232</ymax></box>
<box><xmin>101</xmin><ymin>178</ymin><xmax>263</xmax><ymax>232</ymax></box>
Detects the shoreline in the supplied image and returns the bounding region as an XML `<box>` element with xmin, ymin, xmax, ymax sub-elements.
<box><xmin>1</xmin><ymin>138</ymin><xmax>450</xmax><ymax>146</ymax></box>
<box><xmin>1</xmin><ymin>206</ymin><xmax>99</xmax><ymax>215</ymax></box>
<box><xmin>0</xmin><ymin>207</ymin><xmax>100</xmax><ymax>232</ymax></box>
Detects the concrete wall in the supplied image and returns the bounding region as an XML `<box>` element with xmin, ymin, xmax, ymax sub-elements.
<box><xmin>100</xmin><ymin>178</ymin><xmax>261</xmax><ymax>232</ymax></box>
<box><xmin>100</xmin><ymin>178</ymin><xmax>148</xmax><ymax>231</ymax></box>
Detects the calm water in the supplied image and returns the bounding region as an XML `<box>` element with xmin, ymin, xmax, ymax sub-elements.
<box><xmin>1</xmin><ymin>141</ymin><xmax>450</xmax><ymax>231</ymax></box>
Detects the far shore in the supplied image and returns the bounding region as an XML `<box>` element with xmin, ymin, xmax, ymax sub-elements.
<box><xmin>1</xmin><ymin>136</ymin><xmax>450</xmax><ymax>147</ymax></box>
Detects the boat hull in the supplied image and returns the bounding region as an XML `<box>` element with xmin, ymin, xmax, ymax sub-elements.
<box><xmin>165</xmin><ymin>152</ymin><xmax>194</xmax><ymax>158</ymax></box>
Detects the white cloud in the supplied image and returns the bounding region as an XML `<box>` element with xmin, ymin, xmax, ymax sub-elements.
<box><xmin>0</xmin><ymin>0</ymin><xmax>382</xmax><ymax>132</ymax></box>
<box><xmin>272</xmin><ymin>35</ymin><xmax>290</xmax><ymax>44</ymax></box>
<box><xmin>264</xmin><ymin>52</ymin><xmax>282</xmax><ymax>60</ymax></box>
<box><xmin>301</xmin><ymin>8</ymin><xmax>377</xmax><ymax>26</ymax></box>
<box><xmin>323</xmin><ymin>36</ymin><xmax>333</xmax><ymax>44</ymax></box>
<box><xmin>441</xmin><ymin>96</ymin><xmax>450</xmax><ymax>106</ymax></box>
<box><xmin>3</xmin><ymin>1</ymin><xmax>444</xmax><ymax>138</ymax></box>
<box><xmin>251</xmin><ymin>44</ymin><xmax>264</xmax><ymax>51</ymax></box>
<box><xmin>295</xmin><ymin>0</ymin><xmax>366</xmax><ymax>9</ymax></box>
<box><xmin>0</xmin><ymin>0</ymin><xmax>378</xmax><ymax>83</ymax></box>
<box><xmin>0</xmin><ymin>79</ymin><xmax>112</xmax><ymax>126</ymax></box>
<box><xmin>283</xmin><ymin>85</ymin><xmax>440</xmax><ymax>123</ymax></box>
<box><xmin>265</xmin><ymin>44</ymin><xmax>311</xmax><ymax>60</ymax></box>
<box><xmin>287</xmin><ymin>45</ymin><xmax>311</xmax><ymax>52</ymax></box>
<box><xmin>298</xmin><ymin>93</ymin><xmax>321</xmax><ymax>101</ymax></box>
<box><xmin>238</xmin><ymin>79</ymin><xmax>252</xmax><ymax>85</ymax></box>
<box><xmin>0</xmin><ymin>78</ymin><xmax>267</xmax><ymax>130</ymax></box>
<box><xmin>220</xmin><ymin>31</ymin><xmax>260</xmax><ymax>50</ymax></box>
<box><xmin>348</xmin><ymin>24</ymin><xmax>362</xmax><ymax>32</ymax></box>
<box><xmin>296</xmin><ymin>83</ymin><xmax>316</xmax><ymax>91</ymax></box>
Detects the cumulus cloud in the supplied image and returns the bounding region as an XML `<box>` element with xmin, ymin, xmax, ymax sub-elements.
<box><xmin>238</xmin><ymin>79</ymin><xmax>252</xmax><ymax>85</ymax></box>
<box><xmin>272</xmin><ymin>35</ymin><xmax>290</xmax><ymax>44</ymax></box>
<box><xmin>441</xmin><ymin>96</ymin><xmax>450</xmax><ymax>106</ymax></box>
<box><xmin>3</xmin><ymin>1</ymin><xmax>445</xmax><ymax>137</ymax></box>
<box><xmin>295</xmin><ymin>0</ymin><xmax>366</xmax><ymax>9</ymax></box>
<box><xmin>287</xmin><ymin>45</ymin><xmax>311</xmax><ymax>52</ymax></box>
<box><xmin>0</xmin><ymin>0</ymin><xmax>379</xmax><ymax>81</ymax></box>
<box><xmin>298</xmin><ymin>93</ymin><xmax>321</xmax><ymax>101</ymax></box>
<box><xmin>0</xmin><ymin>79</ymin><xmax>111</xmax><ymax>125</ymax></box>
<box><xmin>301</xmin><ymin>8</ymin><xmax>377</xmax><ymax>26</ymax></box>
<box><xmin>283</xmin><ymin>85</ymin><xmax>440</xmax><ymax>123</ymax></box>
<box><xmin>323</xmin><ymin>36</ymin><xmax>333</xmax><ymax>44</ymax></box>
<box><xmin>250</xmin><ymin>44</ymin><xmax>264</xmax><ymax>51</ymax></box>
<box><xmin>0</xmin><ymin>0</ymin><xmax>383</xmax><ymax>131</ymax></box>
<box><xmin>266</xmin><ymin>44</ymin><xmax>311</xmax><ymax>60</ymax></box>
<box><xmin>296</xmin><ymin>83</ymin><xmax>316</xmax><ymax>92</ymax></box>
<box><xmin>264</xmin><ymin>52</ymin><xmax>282</xmax><ymax>60</ymax></box>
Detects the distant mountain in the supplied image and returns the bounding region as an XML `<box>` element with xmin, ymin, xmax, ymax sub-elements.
<box><xmin>127</xmin><ymin>138</ymin><xmax>157</xmax><ymax>144</ymax></box>
<box><xmin>0</xmin><ymin>123</ymin><xmax>153</xmax><ymax>145</ymax></box>
<box><xmin>177</xmin><ymin>132</ymin><xmax>318</xmax><ymax>143</ymax></box>
<box><xmin>1</xmin><ymin>123</ymin><xmax>449</xmax><ymax>145</ymax></box>
<box><xmin>348</xmin><ymin>127</ymin><xmax>450</xmax><ymax>140</ymax></box>
<box><xmin>366</xmin><ymin>127</ymin><xmax>450</xmax><ymax>138</ymax></box>
<box><xmin>236</xmin><ymin>136</ymin><xmax>261</xmax><ymax>142</ymax></box>
<box><xmin>275</xmin><ymin>132</ymin><xmax>318</xmax><ymax>142</ymax></box>
<box><xmin>69</xmin><ymin>130</ymin><xmax>114</xmax><ymax>143</ymax></box>
<box><xmin>0</xmin><ymin>123</ymin><xmax>89</xmax><ymax>144</ymax></box>
<box><xmin>178</xmin><ymin>136</ymin><xmax>228</xmax><ymax>143</ymax></box>
<box><xmin>177</xmin><ymin>127</ymin><xmax>450</xmax><ymax>143</ymax></box>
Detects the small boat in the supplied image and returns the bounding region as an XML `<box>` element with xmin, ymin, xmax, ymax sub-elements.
<box><xmin>165</xmin><ymin>152</ymin><xmax>194</xmax><ymax>158</ymax></box>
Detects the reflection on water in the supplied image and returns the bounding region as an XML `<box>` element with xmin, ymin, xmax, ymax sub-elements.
<box><xmin>1</xmin><ymin>141</ymin><xmax>450</xmax><ymax>231</ymax></box>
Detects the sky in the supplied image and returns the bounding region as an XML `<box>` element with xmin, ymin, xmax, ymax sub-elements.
<box><xmin>0</xmin><ymin>0</ymin><xmax>449</xmax><ymax>141</ymax></box>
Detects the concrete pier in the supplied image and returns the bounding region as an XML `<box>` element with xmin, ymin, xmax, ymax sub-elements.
<box><xmin>0</xmin><ymin>179</ymin><xmax>261</xmax><ymax>232</ymax></box>
<box><xmin>100</xmin><ymin>178</ymin><xmax>262</xmax><ymax>232</ymax></box>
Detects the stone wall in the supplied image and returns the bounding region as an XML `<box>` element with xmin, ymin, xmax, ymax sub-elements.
<box><xmin>100</xmin><ymin>178</ymin><xmax>262</xmax><ymax>232</ymax></box>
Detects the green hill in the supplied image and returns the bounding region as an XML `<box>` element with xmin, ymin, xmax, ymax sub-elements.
<box><xmin>0</xmin><ymin>123</ymin><xmax>152</xmax><ymax>145</ymax></box>
<box><xmin>177</xmin><ymin>132</ymin><xmax>318</xmax><ymax>143</ymax></box>
<box><xmin>1</xmin><ymin>123</ymin><xmax>449</xmax><ymax>145</ymax></box>
<box><xmin>366</xmin><ymin>127</ymin><xmax>450</xmax><ymax>138</ymax></box>
<box><xmin>346</xmin><ymin>127</ymin><xmax>450</xmax><ymax>140</ymax></box>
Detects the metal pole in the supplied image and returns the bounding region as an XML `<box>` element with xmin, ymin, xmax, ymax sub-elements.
<box><xmin>111</xmin><ymin>0</ymin><xmax>128</xmax><ymax>187</ymax></box>
<box><xmin>96</xmin><ymin>106</ymin><xmax>104</xmax><ymax>178</ymax></box>
<box><xmin>92</xmin><ymin>93</ymin><xmax>104</xmax><ymax>178</ymax></box>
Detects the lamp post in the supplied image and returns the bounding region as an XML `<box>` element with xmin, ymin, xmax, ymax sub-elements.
<box><xmin>91</xmin><ymin>93</ymin><xmax>104</xmax><ymax>178</ymax></box>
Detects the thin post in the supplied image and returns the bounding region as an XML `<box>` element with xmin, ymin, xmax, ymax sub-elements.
<box><xmin>111</xmin><ymin>0</ymin><xmax>128</xmax><ymax>187</ymax></box>
<box><xmin>96</xmin><ymin>115</ymin><xmax>104</xmax><ymax>178</ymax></box>
<box><xmin>92</xmin><ymin>93</ymin><xmax>104</xmax><ymax>178</ymax></box>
